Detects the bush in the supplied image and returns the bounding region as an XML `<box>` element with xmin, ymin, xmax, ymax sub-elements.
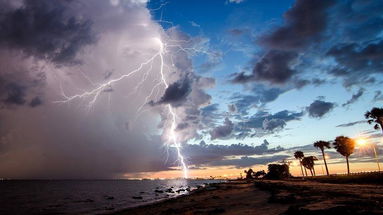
<box><xmin>265</xmin><ymin>164</ymin><xmax>290</xmax><ymax>180</ymax></box>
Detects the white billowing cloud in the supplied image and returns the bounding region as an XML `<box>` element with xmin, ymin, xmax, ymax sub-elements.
<box><xmin>0</xmin><ymin>0</ymin><xmax>211</xmax><ymax>178</ymax></box>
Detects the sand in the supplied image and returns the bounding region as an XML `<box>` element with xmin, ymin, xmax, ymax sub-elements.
<box><xmin>112</xmin><ymin>181</ymin><xmax>289</xmax><ymax>215</ymax></box>
<box><xmin>111</xmin><ymin>179</ymin><xmax>383</xmax><ymax>215</ymax></box>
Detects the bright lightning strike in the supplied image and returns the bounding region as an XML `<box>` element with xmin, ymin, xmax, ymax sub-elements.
<box><xmin>55</xmin><ymin>36</ymin><xmax>189</xmax><ymax>178</ymax></box>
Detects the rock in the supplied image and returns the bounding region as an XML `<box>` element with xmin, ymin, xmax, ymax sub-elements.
<box><xmin>176</xmin><ymin>189</ymin><xmax>185</xmax><ymax>193</ymax></box>
<box><xmin>165</xmin><ymin>188</ymin><xmax>174</xmax><ymax>193</ymax></box>
<box><xmin>154</xmin><ymin>189</ymin><xmax>164</xmax><ymax>193</ymax></box>
<box><xmin>132</xmin><ymin>196</ymin><xmax>143</xmax><ymax>200</ymax></box>
<box><xmin>104</xmin><ymin>196</ymin><xmax>114</xmax><ymax>200</ymax></box>
<box><xmin>206</xmin><ymin>186</ymin><xmax>217</xmax><ymax>191</ymax></box>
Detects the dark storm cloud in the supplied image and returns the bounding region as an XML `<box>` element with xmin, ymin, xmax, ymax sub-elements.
<box><xmin>259</xmin><ymin>0</ymin><xmax>335</xmax><ymax>50</ymax></box>
<box><xmin>342</xmin><ymin>88</ymin><xmax>364</xmax><ymax>107</ymax></box>
<box><xmin>336</xmin><ymin>120</ymin><xmax>366</xmax><ymax>128</ymax></box>
<box><xmin>327</xmin><ymin>40</ymin><xmax>383</xmax><ymax>86</ymax></box>
<box><xmin>2</xmin><ymin>82</ymin><xmax>27</xmax><ymax>106</ymax></box>
<box><xmin>184</xmin><ymin>139</ymin><xmax>285</xmax><ymax>166</ymax></box>
<box><xmin>236</xmin><ymin>110</ymin><xmax>304</xmax><ymax>138</ymax></box>
<box><xmin>232</xmin><ymin>0</ymin><xmax>383</xmax><ymax>92</ymax></box>
<box><xmin>240</xmin><ymin>110</ymin><xmax>303</xmax><ymax>130</ymax></box>
<box><xmin>328</xmin><ymin>40</ymin><xmax>383</xmax><ymax>72</ymax></box>
<box><xmin>232</xmin><ymin>0</ymin><xmax>334</xmax><ymax>85</ymax></box>
<box><xmin>210</xmin><ymin>117</ymin><xmax>234</xmax><ymax>140</ymax></box>
<box><xmin>323</xmin><ymin>0</ymin><xmax>383</xmax><ymax>86</ymax></box>
<box><xmin>0</xmin><ymin>0</ymin><xmax>95</xmax><ymax>64</ymax></box>
<box><xmin>154</xmin><ymin>78</ymin><xmax>191</xmax><ymax>107</ymax></box>
<box><xmin>262</xmin><ymin>118</ymin><xmax>286</xmax><ymax>131</ymax></box>
<box><xmin>231</xmin><ymin>86</ymin><xmax>285</xmax><ymax>115</ymax></box>
<box><xmin>232</xmin><ymin>50</ymin><xmax>297</xmax><ymax>84</ymax></box>
<box><xmin>29</xmin><ymin>96</ymin><xmax>42</xmax><ymax>107</ymax></box>
<box><xmin>306</xmin><ymin>99</ymin><xmax>335</xmax><ymax>118</ymax></box>
<box><xmin>0</xmin><ymin>65</ymin><xmax>46</xmax><ymax>108</ymax></box>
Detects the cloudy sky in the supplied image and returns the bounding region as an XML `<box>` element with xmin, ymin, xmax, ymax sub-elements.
<box><xmin>0</xmin><ymin>0</ymin><xmax>382</xmax><ymax>179</ymax></box>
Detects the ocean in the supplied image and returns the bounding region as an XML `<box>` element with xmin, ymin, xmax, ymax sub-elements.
<box><xmin>0</xmin><ymin>179</ymin><xmax>223</xmax><ymax>215</ymax></box>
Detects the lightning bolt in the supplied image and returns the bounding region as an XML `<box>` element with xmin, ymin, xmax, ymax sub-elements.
<box><xmin>55</xmin><ymin>37</ymin><xmax>189</xmax><ymax>178</ymax></box>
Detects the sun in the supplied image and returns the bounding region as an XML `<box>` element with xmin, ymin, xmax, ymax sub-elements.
<box><xmin>356</xmin><ymin>138</ymin><xmax>367</xmax><ymax>146</ymax></box>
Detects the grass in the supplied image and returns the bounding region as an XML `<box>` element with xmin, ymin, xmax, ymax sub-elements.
<box><xmin>300</xmin><ymin>171</ymin><xmax>383</xmax><ymax>184</ymax></box>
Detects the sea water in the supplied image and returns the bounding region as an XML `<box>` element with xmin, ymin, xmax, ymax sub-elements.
<box><xmin>0</xmin><ymin>179</ymin><xmax>223</xmax><ymax>215</ymax></box>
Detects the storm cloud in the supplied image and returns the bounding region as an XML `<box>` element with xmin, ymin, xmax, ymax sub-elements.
<box><xmin>184</xmin><ymin>139</ymin><xmax>285</xmax><ymax>167</ymax></box>
<box><xmin>0</xmin><ymin>0</ymin><xmax>95</xmax><ymax>64</ymax></box>
<box><xmin>232</xmin><ymin>0</ymin><xmax>334</xmax><ymax>85</ymax></box>
<box><xmin>0</xmin><ymin>0</ymin><xmax>214</xmax><ymax>179</ymax></box>
<box><xmin>154</xmin><ymin>78</ymin><xmax>191</xmax><ymax>107</ymax></box>
<box><xmin>236</xmin><ymin>110</ymin><xmax>304</xmax><ymax>138</ymax></box>
<box><xmin>210</xmin><ymin>118</ymin><xmax>234</xmax><ymax>140</ymax></box>
<box><xmin>306</xmin><ymin>99</ymin><xmax>335</xmax><ymax>118</ymax></box>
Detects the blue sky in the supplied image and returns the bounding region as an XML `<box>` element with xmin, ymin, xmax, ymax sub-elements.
<box><xmin>147</xmin><ymin>0</ymin><xmax>383</xmax><ymax>151</ymax></box>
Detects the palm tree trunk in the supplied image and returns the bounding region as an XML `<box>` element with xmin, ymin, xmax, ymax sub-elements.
<box><xmin>322</xmin><ymin>149</ymin><xmax>329</xmax><ymax>176</ymax></box>
<box><xmin>346</xmin><ymin>156</ymin><xmax>350</xmax><ymax>175</ymax></box>
<box><xmin>299</xmin><ymin>160</ymin><xmax>305</xmax><ymax>177</ymax></box>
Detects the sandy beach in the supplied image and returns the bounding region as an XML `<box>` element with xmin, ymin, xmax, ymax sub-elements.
<box><xmin>112</xmin><ymin>179</ymin><xmax>383</xmax><ymax>215</ymax></box>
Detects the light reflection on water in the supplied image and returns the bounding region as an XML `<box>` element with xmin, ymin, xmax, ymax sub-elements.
<box><xmin>0</xmin><ymin>179</ymin><xmax>224</xmax><ymax>215</ymax></box>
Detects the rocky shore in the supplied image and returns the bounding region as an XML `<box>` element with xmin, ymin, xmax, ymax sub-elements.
<box><xmin>110</xmin><ymin>179</ymin><xmax>383</xmax><ymax>215</ymax></box>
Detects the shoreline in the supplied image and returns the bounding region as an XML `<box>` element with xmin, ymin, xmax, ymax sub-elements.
<box><xmin>110</xmin><ymin>179</ymin><xmax>383</xmax><ymax>215</ymax></box>
<box><xmin>110</xmin><ymin>180</ymin><xmax>289</xmax><ymax>215</ymax></box>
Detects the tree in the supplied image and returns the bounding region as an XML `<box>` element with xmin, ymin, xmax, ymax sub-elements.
<box><xmin>333</xmin><ymin>136</ymin><xmax>355</xmax><ymax>175</ymax></box>
<box><xmin>265</xmin><ymin>164</ymin><xmax>290</xmax><ymax>179</ymax></box>
<box><xmin>244</xmin><ymin>168</ymin><xmax>254</xmax><ymax>179</ymax></box>
<box><xmin>302</xmin><ymin>156</ymin><xmax>318</xmax><ymax>176</ymax></box>
<box><xmin>294</xmin><ymin>151</ymin><xmax>306</xmax><ymax>177</ymax></box>
<box><xmin>365</xmin><ymin>107</ymin><xmax>383</xmax><ymax>133</ymax></box>
<box><xmin>314</xmin><ymin>141</ymin><xmax>331</xmax><ymax>176</ymax></box>
<box><xmin>254</xmin><ymin>170</ymin><xmax>266</xmax><ymax>178</ymax></box>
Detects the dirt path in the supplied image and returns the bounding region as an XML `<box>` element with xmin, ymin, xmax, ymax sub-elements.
<box><xmin>255</xmin><ymin>180</ymin><xmax>383</xmax><ymax>215</ymax></box>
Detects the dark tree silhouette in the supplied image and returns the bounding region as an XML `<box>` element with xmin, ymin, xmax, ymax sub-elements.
<box><xmin>333</xmin><ymin>136</ymin><xmax>355</xmax><ymax>175</ymax></box>
<box><xmin>302</xmin><ymin>156</ymin><xmax>318</xmax><ymax>176</ymax></box>
<box><xmin>294</xmin><ymin>151</ymin><xmax>306</xmax><ymax>177</ymax></box>
<box><xmin>265</xmin><ymin>164</ymin><xmax>290</xmax><ymax>179</ymax></box>
<box><xmin>365</xmin><ymin>107</ymin><xmax>383</xmax><ymax>133</ymax></box>
<box><xmin>254</xmin><ymin>170</ymin><xmax>266</xmax><ymax>178</ymax></box>
<box><xmin>314</xmin><ymin>141</ymin><xmax>331</xmax><ymax>176</ymax></box>
<box><xmin>244</xmin><ymin>168</ymin><xmax>254</xmax><ymax>179</ymax></box>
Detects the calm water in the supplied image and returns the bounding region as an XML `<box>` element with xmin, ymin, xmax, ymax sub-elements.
<box><xmin>0</xmin><ymin>179</ymin><xmax>223</xmax><ymax>215</ymax></box>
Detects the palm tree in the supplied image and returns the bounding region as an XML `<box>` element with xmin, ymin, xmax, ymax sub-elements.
<box><xmin>314</xmin><ymin>141</ymin><xmax>331</xmax><ymax>176</ymax></box>
<box><xmin>365</xmin><ymin>107</ymin><xmax>383</xmax><ymax>133</ymax></box>
<box><xmin>294</xmin><ymin>151</ymin><xmax>306</xmax><ymax>177</ymax></box>
<box><xmin>302</xmin><ymin>156</ymin><xmax>318</xmax><ymax>176</ymax></box>
<box><xmin>333</xmin><ymin>136</ymin><xmax>355</xmax><ymax>175</ymax></box>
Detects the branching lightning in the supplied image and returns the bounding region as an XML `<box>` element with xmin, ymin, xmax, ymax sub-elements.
<box><xmin>55</xmin><ymin>36</ymin><xmax>191</xmax><ymax>178</ymax></box>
